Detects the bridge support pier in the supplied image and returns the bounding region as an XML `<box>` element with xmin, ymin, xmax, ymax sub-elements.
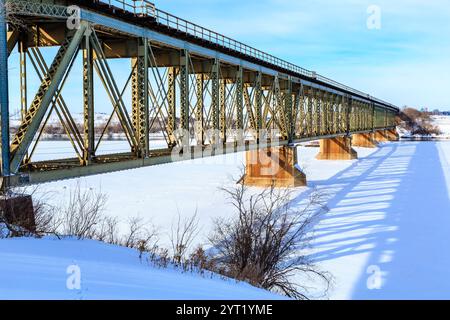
<box><xmin>351</xmin><ymin>132</ymin><xmax>377</xmax><ymax>148</ymax></box>
<box><xmin>316</xmin><ymin>136</ymin><xmax>357</xmax><ymax>160</ymax></box>
<box><xmin>374</xmin><ymin>130</ymin><xmax>389</xmax><ymax>142</ymax></box>
<box><xmin>243</xmin><ymin>146</ymin><xmax>307</xmax><ymax>187</ymax></box>
<box><xmin>385</xmin><ymin>128</ymin><xmax>399</xmax><ymax>141</ymax></box>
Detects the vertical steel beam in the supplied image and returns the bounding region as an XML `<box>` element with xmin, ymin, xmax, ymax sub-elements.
<box><xmin>19</xmin><ymin>39</ymin><xmax>27</xmax><ymax>121</ymax></box>
<box><xmin>255</xmin><ymin>72</ymin><xmax>262</xmax><ymax>135</ymax></box>
<box><xmin>345</xmin><ymin>95</ymin><xmax>352</xmax><ymax>135</ymax></box>
<box><xmin>195</xmin><ymin>73</ymin><xmax>204</xmax><ymax>145</ymax></box>
<box><xmin>316</xmin><ymin>90</ymin><xmax>322</xmax><ymax>136</ymax></box>
<box><xmin>326</xmin><ymin>93</ymin><xmax>332</xmax><ymax>134</ymax></box>
<box><xmin>211</xmin><ymin>59</ymin><xmax>220</xmax><ymax>144</ymax></box>
<box><xmin>179</xmin><ymin>50</ymin><xmax>189</xmax><ymax>137</ymax></box>
<box><xmin>131</xmin><ymin>38</ymin><xmax>149</xmax><ymax>156</ymax></box>
<box><xmin>167</xmin><ymin>66</ymin><xmax>176</xmax><ymax>147</ymax></box>
<box><xmin>131</xmin><ymin>58</ymin><xmax>139</xmax><ymax>142</ymax></box>
<box><xmin>83</xmin><ymin>30</ymin><xmax>94</xmax><ymax>164</ymax></box>
<box><xmin>220</xmin><ymin>78</ymin><xmax>226</xmax><ymax>143</ymax></box>
<box><xmin>284</xmin><ymin>77</ymin><xmax>293</xmax><ymax>142</ymax></box>
<box><xmin>0</xmin><ymin>0</ymin><xmax>10</xmax><ymax>177</ymax></box>
<box><xmin>18</xmin><ymin>37</ymin><xmax>28</xmax><ymax>164</ymax></box>
<box><xmin>273</xmin><ymin>76</ymin><xmax>283</xmax><ymax>136</ymax></box>
<box><xmin>337</xmin><ymin>95</ymin><xmax>343</xmax><ymax>133</ymax></box>
<box><xmin>299</xmin><ymin>84</ymin><xmax>305</xmax><ymax>137</ymax></box>
<box><xmin>235</xmin><ymin>66</ymin><xmax>244</xmax><ymax>143</ymax></box>
<box><xmin>307</xmin><ymin>88</ymin><xmax>314</xmax><ymax>136</ymax></box>
<box><xmin>292</xmin><ymin>87</ymin><xmax>300</xmax><ymax>139</ymax></box>
<box><xmin>142</xmin><ymin>39</ymin><xmax>149</xmax><ymax>155</ymax></box>
<box><xmin>331</xmin><ymin>94</ymin><xmax>336</xmax><ymax>134</ymax></box>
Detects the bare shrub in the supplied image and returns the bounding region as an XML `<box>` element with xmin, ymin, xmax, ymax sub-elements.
<box><xmin>170</xmin><ymin>211</ymin><xmax>200</xmax><ymax>264</ymax></box>
<box><xmin>33</xmin><ymin>195</ymin><xmax>61</xmax><ymax>236</ymax></box>
<box><xmin>209</xmin><ymin>181</ymin><xmax>330</xmax><ymax>299</ymax></box>
<box><xmin>121</xmin><ymin>216</ymin><xmax>159</xmax><ymax>250</ymax></box>
<box><xmin>95</xmin><ymin>215</ymin><xmax>120</xmax><ymax>245</ymax></box>
<box><xmin>60</xmin><ymin>183</ymin><xmax>107</xmax><ymax>239</ymax></box>
<box><xmin>397</xmin><ymin>107</ymin><xmax>442</xmax><ymax>135</ymax></box>
<box><xmin>0</xmin><ymin>214</ymin><xmax>29</xmax><ymax>238</ymax></box>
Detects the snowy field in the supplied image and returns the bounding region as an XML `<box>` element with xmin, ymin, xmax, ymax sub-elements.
<box><xmin>432</xmin><ymin>115</ymin><xmax>450</xmax><ymax>137</ymax></box>
<box><xmin>2</xmin><ymin>130</ymin><xmax>450</xmax><ymax>299</ymax></box>
<box><xmin>0</xmin><ymin>237</ymin><xmax>283</xmax><ymax>300</ymax></box>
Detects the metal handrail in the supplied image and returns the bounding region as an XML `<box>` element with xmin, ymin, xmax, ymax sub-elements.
<box><xmin>98</xmin><ymin>0</ymin><xmax>397</xmax><ymax>110</ymax></box>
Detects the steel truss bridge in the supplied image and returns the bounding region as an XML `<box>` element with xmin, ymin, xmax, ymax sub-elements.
<box><xmin>0</xmin><ymin>0</ymin><xmax>399</xmax><ymax>188</ymax></box>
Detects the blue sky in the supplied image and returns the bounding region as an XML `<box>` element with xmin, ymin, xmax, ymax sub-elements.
<box><xmin>156</xmin><ymin>0</ymin><xmax>450</xmax><ymax>110</ymax></box>
<box><xmin>7</xmin><ymin>0</ymin><xmax>450</xmax><ymax>114</ymax></box>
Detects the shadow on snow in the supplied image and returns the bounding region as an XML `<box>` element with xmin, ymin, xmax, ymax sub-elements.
<box><xmin>294</xmin><ymin>141</ymin><xmax>450</xmax><ymax>299</ymax></box>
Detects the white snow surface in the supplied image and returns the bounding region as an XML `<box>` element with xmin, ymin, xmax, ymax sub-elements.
<box><xmin>432</xmin><ymin>115</ymin><xmax>450</xmax><ymax>137</ymax></box>
<box><xmin>0</xmin><ymin>236</ymin><xmax>283</xmax><ymax>300</ymax></box>
<box><xmin>3</xmin><ymin>121</ymin><xmax>450</xmax><ymax>299</ymax></box>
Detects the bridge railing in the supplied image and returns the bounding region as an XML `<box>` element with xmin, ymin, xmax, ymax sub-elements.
<box><xmin>150</xmin><ymin>6</ymin><xmax>311</xmax><ymax>77</ymax></box>
<box><xmin>97</xmin><ymin>0</ymin><xmax>397</xmax><ymax>110</ymax></box>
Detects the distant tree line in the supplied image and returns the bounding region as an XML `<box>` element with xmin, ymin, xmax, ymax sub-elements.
<box><xmin>9</xmin><ymin>117</ymin><xmax>172</xmax><ymax>137</ymax></box>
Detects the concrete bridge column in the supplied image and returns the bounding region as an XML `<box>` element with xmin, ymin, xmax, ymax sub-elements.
<box><xmin>374</xmin><ymin>129</ymin><xmax>389</xmax><ymax>142</ymax></box>
<box><xmin>316</xmin><ymin>136</ymin><xmax>357</xmax><ymax>160</ymax></box>
<box><xmin>385</xmin><ymin>128</ymin><xmax>399</xmax><ymax>141</ymax></box>
<box><xmin>351</xmin><ymin>132</ymin><xmax>378</xmax><ymax>148</ymax></box>
<box><xmin>243</xmin><ymin>146</ymin><xmax>307</xmax><ymax>187</ymax></box>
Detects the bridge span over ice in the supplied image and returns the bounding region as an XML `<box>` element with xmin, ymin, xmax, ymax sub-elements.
<box><xmin>0</xmin><ymin>0</ymin><xmax>399</xmax><ymax>188</ymax></box>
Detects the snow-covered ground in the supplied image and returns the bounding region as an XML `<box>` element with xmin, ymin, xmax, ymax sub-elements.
<box><xmin>0</xmin><ymin>237</ymin><xmax>283</xmax><ymax>300</ymax></box>
<box><xmin>4</xmin><ymin>112</ymin><xmax>450</xmax><ymax>299</ymax></box>
<box><xmin>304</xmin><ymin>140</ymin><xmax>450</xmax><ymax>299</ymax></box>
<box><xmin>432</xmin><ymin>115</ymin><xmax>450</xmax><ymax>137</ymax></box>
<box><xmin>7</xmin><ymin>138</ymin><xmax>448</xmax><ymax>299</ymax></box>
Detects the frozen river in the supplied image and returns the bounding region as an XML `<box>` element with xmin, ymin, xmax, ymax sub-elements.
<box><xmin>28</xmin><ymin>140</ymin><xmax>450</xmax><ymax>299</ymax></box>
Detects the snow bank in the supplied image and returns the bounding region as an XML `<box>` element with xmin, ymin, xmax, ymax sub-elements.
<box><xmin>0</xmin><ymin>237</ymin><xmax>283</xmax><ymax>300</ymax></box>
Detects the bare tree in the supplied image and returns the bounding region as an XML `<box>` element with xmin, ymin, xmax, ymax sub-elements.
<box><xmin>170</xmin><ymin>210</ymin><xmax>200</xmax><ymax>264</ymax></box>
<box><xmin>209</xmin><ymin>180</ymin><xmax>331</xmax><ymax>300</ymax></box>
<box><xmin>61</xmin><ymin>183</ymin><xmax>107</xmax><ymax>239</ymax></box>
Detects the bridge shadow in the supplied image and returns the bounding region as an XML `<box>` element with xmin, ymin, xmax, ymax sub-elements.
<box><xmin>291</xmin><ymin>141</ymin><xmax>450</xmax><ymax>299</ymax></box>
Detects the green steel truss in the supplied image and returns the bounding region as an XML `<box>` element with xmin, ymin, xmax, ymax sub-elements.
<box><xmin>0</xmin><ymin>1</ymin><xmax>398</xmax><ymax>187</ymax></box>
